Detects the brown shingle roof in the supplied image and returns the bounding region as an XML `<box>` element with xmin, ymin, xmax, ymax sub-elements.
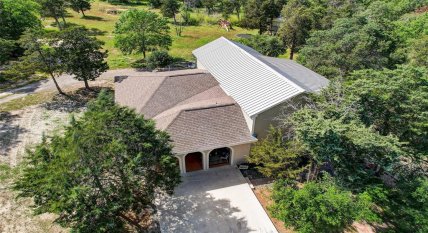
<box><xmin>115</xmin><ymin>70</ymin><xmax>256</xmax><ymax>154</ymax></box>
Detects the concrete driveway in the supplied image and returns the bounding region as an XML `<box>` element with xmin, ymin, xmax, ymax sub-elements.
<box><xmin>157</xmin><ymin>166</ymin><xmax>278</xmax><ymax>233</ymax></box>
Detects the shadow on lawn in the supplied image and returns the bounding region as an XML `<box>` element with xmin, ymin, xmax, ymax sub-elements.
<box><xmin>0</xmin><ymin>112</ymin><xmax>28</xmax><ymax>157</ymax></box>
<box><xmin>82</xmin><ymin>15</ymin><xmax>106</xmax><ymax>21</ymax></box>
<box><xmin>43</xmin><ymin>87</ymin><xmax>113</xmax><ymax>113</ymax></box>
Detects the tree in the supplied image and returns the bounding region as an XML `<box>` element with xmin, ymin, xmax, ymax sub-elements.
<box><xmin>201</xmin><ymin>0</ymin><xmax>216</xmax><ymax>14</ymax></box>
<box><xmin>0</xmin><ymin>39</ymin><xmax>15</xmax><ymax>65</ymax></box>
<box><xmin>161</xmin><ymin>0</ymin><xmax>180</xmax><ymax>24</ymax></box>
<box><xmin>237</xmin><ymin>34</ymin><xmax>286</xmax><ymax>57</ymax></box>
<box><xmin>298</xmin><ymin>16</ymin><xmax>398</xmax><ymax>77</ymax></box>
<box><xmin>348</xmin><ymin>66</ymin><xmax>428</xmax><ymax>172</ymax></box>
<box><xmin>368</xmin><ymin>177</ymin><xmax>428</xmax><ymax>233</ymax></box>
<box><xmin>19</xmin><ymin>29</ymin><xmax>65</xmax><ymax>94</ymax></box>
<box><xmin>278</xmin><ymin>0</ymin><xmax>314</xmax><ymax>60</ymax></box>
<box><xmin>0</xmin><ymin>0</ymin><xmax>41</xmax><ymax>63</ymax></box>
<box><xmin>148</xmin><ymin>0</ymin><xmax>162</xmax><ymax>8</ymax></box>
<box><xmin>271</xmin><ymin>178</ymin><xmax>379</xmax><ymax>233</ymax></box>
<box><xmin>243</xmin><ymin>0</ymin><xmax>284</xmax><ymax>34</ymax></box>
<box><xmin>68</xmin><ymin>0</ymin><xmax>91</xmax><ymax>17</ymax></box>
<box><xmin>37</xmin><ymin>0</ymin><xmax>68</xmax><ymax>30</ymax></box>
<box><xmin>14</xmin><ymin>90</ymin><xmax>181</xmax><ymax>232</ymax></box>
<box><xmin>220</xmin><ymin>0</ymin><xmax>242</xmax><ymax>19</ymax></box>
<box><xmin>285</xmin><ymin>82</ymin><xmax>403</xmax><ymax>188</ymax></box>
<box><xmin>114</xmin><ymin>9</ymin><xmax>172</xmax><ymax>58</ymax></box>
<box><xmin>0</xmin><ymin>0</ymin><xmax>41</xmax><ymax>41</ymax></box>
<box><xmin>56</xmin><ymin>27</ymin><xmax>109</xmax><ymax>89</ymax></box>
<box><xmin>248</xmin><ymin>127</ymin><xmax>308</xmax><ymax>179</ymax></box>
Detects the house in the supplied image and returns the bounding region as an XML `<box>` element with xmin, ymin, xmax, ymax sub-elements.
<box><xmin>115</xmin><ymin>37</ymin><xmax>328</xmax><ymax>174</ymax></box>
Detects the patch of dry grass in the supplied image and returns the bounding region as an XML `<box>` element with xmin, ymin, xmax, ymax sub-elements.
<box><xmin>0</xmin><ymin>91</ymin><xmax>57</xmax><ymax>112</ymax></box>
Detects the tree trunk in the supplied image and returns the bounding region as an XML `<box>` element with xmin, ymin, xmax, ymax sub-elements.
<box><xmin>61</xmin><ymin>15</ymin><xmax>67</xmax><ymax>27</ymax></box>
<box><xmin>83</xmin><ymin>78</ymin><xmax>90</xmax><ymax>90</ymax></box>
<box><xmin>81</xmin><ymin>9</ymin><xmax>86</xmax><ymax>17</ymax></box>
<box><xmin>143</xmin><ymin>50</ymin><xmax>146</xmax><ymax>58</ymax></box>
<box><xmin>118</xmin><ymin>213</ymin><xmax>146</xmax><ymax>233</ymax></box>
<box><xmin>236</xmin><ymin>8</ymin><xmax>240</xmax><ymax>19</ymax></box>
<box><xmin>289</xmin><ymin>44</ymin><xmax>295</xmax><ymax>60</ymax></box>
<box><xmin>50</xmin><ymin>73</ymin><xmax>65</xmax><ymax>95</ymax></box>
<box><xmin>36</xmin><ymin>48</ymin><xmax>64</xmax><ymax>95</ymax></box>
<box><xmin>54</xmin><ymin>16</ymin><xmax>62</xmax><ymax>30</ymax></box>
<box><xmin>173</xmin><ymin>14</ymin><xmax>177</xmax><ymax>25</ymax></box>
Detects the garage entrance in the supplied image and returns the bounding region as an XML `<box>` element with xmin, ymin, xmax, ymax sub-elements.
<box><xmin>185</xmin><ymin>152</ymin><xmax>203</xmax><ymax>172</ymax></box>
<box><xmin>209</xmin><ymin>147</ymin><xmax>231</xmax><ymax>168</ymax></box>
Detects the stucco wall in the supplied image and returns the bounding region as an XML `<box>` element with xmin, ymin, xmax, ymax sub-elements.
<box><xmin>253</xmin><ymin>94</ymin><xmax>306</xmax><ymax>139</ymax></box>
<box><xmin>231</xmin><ymin>143</ymin><xmax>252</xmax><ymax>165</ymax></box>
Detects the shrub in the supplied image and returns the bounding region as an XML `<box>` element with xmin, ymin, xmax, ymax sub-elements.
<box><xmin>146</xmin><ymin>50</ymin><xmax>173</xmax><ymax>69</ymax></box>
<box><xmin>271</xmin><ymin>178</ymin><xmax>379</xmax><ymax>233</ymax></box>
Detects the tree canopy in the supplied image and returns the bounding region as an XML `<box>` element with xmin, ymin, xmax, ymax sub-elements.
<box><xmin>56</xmin><ymin>27</ymin><xmax>109</xmax><ymax>89</ymax></box>
<box><xmin>114</xmin><ymin>9</ymin><xmax>172</xmax><ymax>58</ymax></box>
<box><xmin>14</xmin><ymin>90</ymin><xmax>181</xmax><ymax>232</ymax></box>
<box><xmin>236</xmin><ymin>34</ymin><xmax>285</xmax><ymax>57</ymax></box>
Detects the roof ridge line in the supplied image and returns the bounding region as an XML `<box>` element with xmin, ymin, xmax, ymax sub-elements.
<box><xmin>137</xmin><ymin>76</ymin><xmax>168</xmax><ymax>114</ymax></box>
<box><xmin>163</xmin><ymin>109</ymin><xmax>183</xmax><ymax>131</ymax></box>
<box><xmin>184</xmin><ymin>103</ymin><xmax>235</xmax><ymax>112</ymax></box>
<box><xmin>221</xmin><ymin>37</ymin><xmax>306</xmax><ymax>93</ymax></box>
<box><xmin>165</xmin><ymin>72</ymin><xmax>209</xmax><ymax>78</ymax></box>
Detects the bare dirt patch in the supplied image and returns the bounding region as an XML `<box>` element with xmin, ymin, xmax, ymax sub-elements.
<box><xmin>0</xmin><ymin>87</ymin><xmax>111</xmax><ymax>232</ymax></box>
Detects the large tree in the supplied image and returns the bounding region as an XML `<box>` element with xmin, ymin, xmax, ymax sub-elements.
<box><xmin>347</xmin><ymin>66</ymin><xmax>428</xmax><ymax>171</ymax></box>
<box><xmin>298</xmin><ymin>16</ymin><xmax>398</xmax><ymax>77</ymax></box>
<box><xmin>68</xmin><ymin>0</ymin><xmax>91</xmax><ymax>17</ymax></box>
<box><xmin>14</xmin><ymin>90</ymin><xmax>181</xmax><ymax>232</ymax></box>
<box><xmin>278</xmin><ymin>0</ymin><xmax>315</xmax><ymax>60</ymax></box>
<box><xmin>114</xmin><ymin>9</ymin><xmax>172</xmax><ymax>58</ymax></box>
<box><xmin>243</xmin><ymin>0</ymin><xmax>284</xmax><ymax>34</ymax></box>
<box><xmin>18</xmin><ymin>29</ymin><xmax>65</xmax><ymax>94</ymax></box>
<box><xmin>161</xmin><ymin>0</ymin><xmax>180</xmax><ymax>23</ymax></box>
<box><xmin>37</xmin><ymin>0</ymin><xmax>68</xmax><ymax>30</ymax></box>
<box><xmin>0</xmin><ymin>0</ymin><xmax>41</xmax><ymax>63</ymax></box>
<box><xmin>56</xmin><ymin>27</ymin><xmax>109</xmax><ymax>89</ymax></box>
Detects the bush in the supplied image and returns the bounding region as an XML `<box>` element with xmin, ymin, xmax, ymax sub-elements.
<box><xmin>146</xmin><ymin>50</ymin><xmax>173</xmax><ymax>69</ymax></box>
<box><xmin>271</xmin><ymin>178</ymin><xmax>379</xmax><ymax>233</ymax></box>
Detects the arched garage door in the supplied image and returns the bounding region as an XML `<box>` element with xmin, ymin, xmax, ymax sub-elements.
<box><xmin>209</xmin><ymin>147</ymin><xmax>231</xmax><ymax>168</ymax></box>
<box><xmin>185</xmin><ymin>152</ymin><xmax>203</xmax><ymax>172</ymax></box>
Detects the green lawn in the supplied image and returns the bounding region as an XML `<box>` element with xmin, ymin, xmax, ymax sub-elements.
<box><xmin>43</xmin><ymin>1</ymin><xmax>257</xmax><ymax>69</ymax></box>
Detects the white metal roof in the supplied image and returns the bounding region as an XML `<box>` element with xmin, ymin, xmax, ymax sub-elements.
<box><xmin>193</xmin><ymin>37</ymin><xmax>327</xmax><ymax>117</ymax></box>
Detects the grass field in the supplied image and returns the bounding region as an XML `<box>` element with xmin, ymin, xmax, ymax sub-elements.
<box><xmin>43</xmin><ymin>1</ymin><xmax>257</xmax><ymax>69</ymax></box>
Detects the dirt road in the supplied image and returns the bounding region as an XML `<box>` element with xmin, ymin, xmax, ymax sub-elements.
<box><xmin>0</xmin><ymin>69</ymin><xmax>149</xmax><ymax>104</ymax></box>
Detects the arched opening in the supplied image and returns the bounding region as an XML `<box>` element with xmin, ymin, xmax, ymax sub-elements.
<box><xmin>209</xmin><ymin>147</ymin><xmax>231</xmax><ymax>168</ymax></box>
<box><xmin>174</xmin><ymin>157</ymin><xmax>180</xmax><ymax>171</ymax></box>
<box><xmin>185</xmin><ymin>152</ymin><xmax>203</xmax><ymax>172</ymax></box>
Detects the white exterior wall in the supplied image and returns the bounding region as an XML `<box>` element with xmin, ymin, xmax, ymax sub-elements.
<box><xmin>253</xmin><ymin>94</ymin><xmax>305</xmax><ymax>139</ymax></box>
<box><xmin>230</xmin><ymin>143</ymin><xmax>252</xmax><ymax>165</ymax></box>
<box><xmin>176</xmin><ymin>143</ymin><xmax>252</xmax><ymax>174</ymax></box>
